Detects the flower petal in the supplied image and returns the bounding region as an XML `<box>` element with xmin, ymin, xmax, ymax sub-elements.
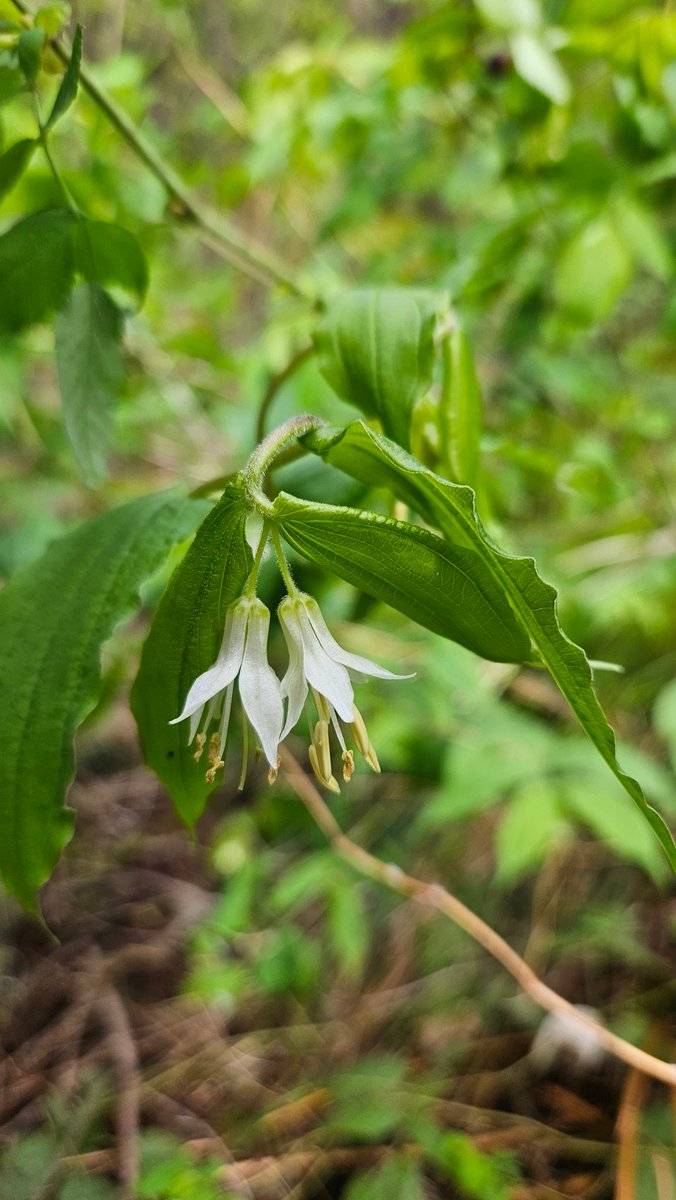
<box><xmin>304</xmin><ymin>595</ymin><xmax>414</xmax><ymax>680</ymax></box>
<box><xmin>278</xmin><ymin>604</ymin><xmax>309</xmax><ymax>739</ymax></box>
<box><xmin>238</xmin><ymin>600</ymin><xmax>283</xmax><ymax>768</ymax></box>
<box><xmin>293</xmin><ymin>602</ymin><xmax>355</xmax><ymax>722</ymax></box>
<box><xmin>170</xmin><ymin>601</ymin><xmax>248</xmax><ymax>724</ymax></box>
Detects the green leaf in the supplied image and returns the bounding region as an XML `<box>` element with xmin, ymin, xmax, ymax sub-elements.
<box><xmin>315</xmin><ymin>287</ymin><xmax>439</xmax><ymax>450</ymax></box>
<box><xmin>509</xmin><ymin>31</ymin><xmax>571</xmax><ymax>105</ymax></box>
<box><xmin>45</xmin><ymin>23</ymin><xmax>82</xmax><ymax>131</ymax></box>
<box><xmin>0</xmin><ymin>137</ymin><xmax>36</xmax><ymax>201</ymax></box>
<box><xmin>272</xmin><ymin>493</ymin><xmax>531</xmax><ymax>664</ymax></box>
<box><xmin>302</xmin><ymin>421</ymin><xmax>676</xmax><ymax>871</ymax></box>
<box><xmin>74</xmin><ymin>219</ymin><xmax>149</xmax><ymax>306</ymax></box>
<box><xmin>496</xmin><ymin>781</ymin><xmax>568</xmax><ymax>882</ymax></box>
<box><xmin>131</xmin><ymin>480</ymin><xmax>252</xmax><ymax>826</ymax></box>
<box><xmin>327</xmin><ymin>880</ymin><xmax>369</xmax><ymax>978</ymax></box>
<box><xmin>562</xmin><ymin>779</ymin><xmax>668</xmax><ymax>878</ymax></box>
<box><xmin>653</xmin><ymin>678</ymin><xmax>676</xmax><ymax>774</ymax></box>
<box><xmin>17</xmin><ymin>27</ymin><xmax>45</xmax><ymax>85</ymax></box>
<box><xmin>34</xmin><ymin>3</ymin><xmax>72</xmax><ymax>36</ymax></box>
<box><xmin>0</xmin><ymin>208</ymin><xmax>77</xmax><ymax>333</ymax></box>
<box><xmin>0</xmin><ymin>490</ymin><xmax>205</xmax><ymax>908</ymax></box>
<box><xmin>555</xmin><ymin>214</ymin><xmax>632</xmax><ymax>322</ymax></box>
<box><xmin>55</xmin><ymin>282</ymin><xmax>125</xmax><ymax>486</ymax></box>
<box><xmin>440</xmin><ymin>323</ymin><xmax>482</xmax><ymax>487</ymax></box>
<box><xmin>344</xmin><ymin>1156</ymin><xmax>426</xmax><ymax>1200</ymax></box>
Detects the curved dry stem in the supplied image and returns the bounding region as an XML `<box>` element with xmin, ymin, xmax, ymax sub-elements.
<box><xmin>279</xmin><ymin>747</ymin><xmax>676</xmax><ymax>1089</ymax></box>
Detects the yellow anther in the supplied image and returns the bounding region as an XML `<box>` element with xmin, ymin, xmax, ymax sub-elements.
<box><xmin>207</xmin><ymin>732</ymin><xmax>221</xmax><ymax>766</ymax></box>
<box><xmin>314</xmin><ymin>691</ymin><xmax>330</xmax><ymax>722</ymax></box>
<box><xmin>350</xmin><ymin>706</ymin><xmax>370</xmax><ymax>757</ymax></box>
<box><xmin>350</xmin><ymin>706</ymin><xmax>380</xmax><ymax>773</ymax></box>
<box><xmin>365</xmin><ymin>744</ymin><xmax>381</xmax><ymax>774</ymax></box>
<box><xmin>342</xmin><ymin>749</ymin><xmax>355</xmax><ymax>782</ymax></box>
<box><xmin>309</xmin><ymin>744</ymin><xmax>340</xmax><ymax>794</ymax></box>
<box><xmin>205</xmin><ymin>759</ymin><xmax>224</xmax><ymax>783</ymax></box>
<box><xmin>268</xmin><ymin>765</ymin><xmax>278</xmax><ymax>784</ymax></box>
<box><xmin>193</xmin><ymin>733</ymin><xmax>207</xmax><ymax>763</ymax></box>
<box><xmin>313</xmin><ymin>719</ymin><xmax>333</xmax><ymax>782</ymax></box>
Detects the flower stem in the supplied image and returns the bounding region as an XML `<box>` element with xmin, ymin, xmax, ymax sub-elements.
<box><xmin>244</xmin><ymin>414</ymin><xmax>325</xmax><ymax>515</ymax></box>
<box><xmin>272</xmin><ymin>528</ymin><xmax>297</xmax><ymax>595</ymax></box>
<box><xmin>244</xmin><ymin>524</ymin><xmax>270</xmax><ymax>597</ymax></box>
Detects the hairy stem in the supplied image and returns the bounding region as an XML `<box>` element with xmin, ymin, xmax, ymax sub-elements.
<box><xmin>279</xmin><ymin>747</ymin><xmax>676</xmax><ymax>1089</ymax></box>
<box><xmin>244</xmin><ymin>413</ymin><xmax>324</xmax><ymax>513</ymax></box>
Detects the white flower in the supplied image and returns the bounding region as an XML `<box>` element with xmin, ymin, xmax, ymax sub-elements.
<box><xmin>171</xmin><ymin>596</ymin><xmax>283</xmax><ymax>782</ymax></box>
<box><xmin>277</xmin><ymin>592</ymin><xmax>412</xmax><ymax>791</ymax></box>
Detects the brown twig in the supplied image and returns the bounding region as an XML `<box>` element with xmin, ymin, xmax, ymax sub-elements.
<box><xmin>615</xmin><ymin>1067</ymin><xmax>647</xmax><ymax>1200</ymax></box>
<box><xmin>279</xmin><ymin>747</ymin><xmax>676</xmax><ymax>1089</ymax></box>
<box><xmin>95</xmin><ymin>988</ymin><xmax>141</xmax><ymax>1197</ymax></box>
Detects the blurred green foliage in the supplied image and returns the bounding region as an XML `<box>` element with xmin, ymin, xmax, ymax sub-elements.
<box><xmin>1</xmin><ymin>0</ymin><xmax>675</xmax><ymax>1194</ymax></box>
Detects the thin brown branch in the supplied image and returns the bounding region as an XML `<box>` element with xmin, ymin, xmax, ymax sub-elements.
<box><xmin>279</xmin><ymin>747</ymin><xmax>676</xmax><ymax>1089</ymax></box>
<box><xmin>96</xmin><ymin>988</ymin><xmax>141</xmax><ymax>1197</ymax></box>
<box><xmin>615</xmin><ymin>1067</ymin><xmax>647</xmax><ymax>1200</ymax></box>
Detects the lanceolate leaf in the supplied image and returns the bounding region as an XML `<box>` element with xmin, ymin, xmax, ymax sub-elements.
<box><xmin>302</xmin><ymin>421</ymin><xmax>676</xmax><ymax>869</ymax></box>
<box><xmin>271</xmin><ymin>496</ymin><xmax>531</xmax><ymax>664</ymax></box>
<box><xmin>0</xmin><ymin>490</ymin><xmax>206</xmax><ymax>908</ymax></box>
<box><xmin>315</xmin><ymin>287</ymin><xmax>439</xmax><ymax>451</ymax></box>
<box><xmin>0</xmin><ymin>138</ymin><xmax>37</xmax><ymax>202</ymax></box>
<box><xmin>0</xmin><ymin>208</ymin><xmax>77</xmax><ymax>333</ymax></box>
<box><xmin>45</xmin><ymin>23</ymin><xmax>82</xmax><ymax>131</ymax></box>
<box><xmin>131</xmin><ymin>479</ymin><xmax>253</xmax><ymax>826</ymax></box>
<box><xmin>55</xmin><ymin>282</ymin><xmax>125</xmax><ymax>486</ymax></box>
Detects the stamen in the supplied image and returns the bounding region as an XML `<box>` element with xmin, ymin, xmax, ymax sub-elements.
<box><xmin>351</xmin><ymin>705</ymin><xmax>381</xmax><ymax>773</ymax></box>
<box><xmin>350</xmin><ymin>706</ymin><xmax>370</xmax><ymax>757</ymax></box>
<box><xmin>314</xmin><ymin>719</ymin><xmax>333</xmax><ymax>782</ymax></box>
<box><xmin>365</xmin><ymin>744</ymin><xmax>381</xmax><ymax>773</ymax></box>
<box><xmin>328</xmin><ymin>703</ymin><xmax>347</xmax><ymax>752</ymax></box>
<box><xmin>238</xmin><ymin>720</ymin><xmax>249</xmax><ymax>791</ymax></box>
<box><xmin>311</xmin><ymin>686</ymin><xmax>330</xmax><ymax>723</ymax></box>
<box><xmin>342</xmin><ymin>749</ymin><xmax>355</xmax><ymax>782</ymax></box>
<box><xmin>205</xmin><ymin>759</ymin><xmax>224</xmax><ymax>783</ymax></box>
<box><xmin>217</xmin><ymin>681</ymin><xmax>235</xmax><ymax>761</ymax></box>
<box><xmin>308</xmin><ymin>744</ymin><xmax>340</xmax><ymax>794</ymax></box>
<box><xmin>192</xmin><ymin>732</ymin><xmax>207</xmax><ymax>763</ymax></box>
<box><xmin>207</xmin><ymin>732</ymin><xmax>221</xmax><ymax>766</ymax></box>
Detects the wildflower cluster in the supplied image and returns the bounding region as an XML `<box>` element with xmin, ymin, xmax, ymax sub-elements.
<box><xmin>171</xmin><ymin>532</ymin><xmax>411</xmax><ymax>793</ymax></box>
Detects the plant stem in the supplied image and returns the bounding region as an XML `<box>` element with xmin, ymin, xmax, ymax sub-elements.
<box><xmin>10</xmin><ymin>0</ymin><xmax>307</xmax><ymax>297</ymax></box>
<box><xmin>279</xmin><ymin>746</ymin><xmax>676</xmax><ymax>1090</ymax></box>
<box><xmin>272</xmin><ymin>527</ymin><xmax>298</xmax><ymax>594</ymax></box>
<box><xmin>244</xmin><ymin>413</ymin><xmax>324</xmax><ymax>514</ymax></box>
<box><xmin>31</xmin><ymin>90</ymin><xmax>79</xmax><ymax>213</ymax></box>
<box><xmin>244</xmin><ymin>524</ymin><xmax>270</xmax><ymax>597</ymax></box>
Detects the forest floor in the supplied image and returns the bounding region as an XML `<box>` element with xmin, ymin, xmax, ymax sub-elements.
<box><xmin>0</xmin><ymin>705</ymin><xmax>674</xmax><ymax>1200</ymax></box>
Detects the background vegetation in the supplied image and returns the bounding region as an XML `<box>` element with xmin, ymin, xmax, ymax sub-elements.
<box><xmin>0</xmin><ymin>0</ymin><xmax>675</xmax><ymax>1197</ymax></box>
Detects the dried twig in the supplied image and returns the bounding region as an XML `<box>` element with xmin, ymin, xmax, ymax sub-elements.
<box><xmin>95</xmin><ymin>988</ymin><xmax>141</xmax><ymax>1197</ymax></box>
<box><xmin>280</xmin><ymin>748</ymin><xmax>676</xmax><ymax>1089</ymax></box>
<box><xmin>615</xmin><ymin>1066</ymin><xmax>647</xmax><ymax>1200</ymax></box>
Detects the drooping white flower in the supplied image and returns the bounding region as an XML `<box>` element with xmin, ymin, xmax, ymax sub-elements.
<box><xmin>171</xmin><ymin>596</ymin><xmax>283</xmax><ymax>782</ymax></box>
<box><xmin>277</xmin><ymin>592</ymin><xmax>412</xmax><ymax>791</ymax></box>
